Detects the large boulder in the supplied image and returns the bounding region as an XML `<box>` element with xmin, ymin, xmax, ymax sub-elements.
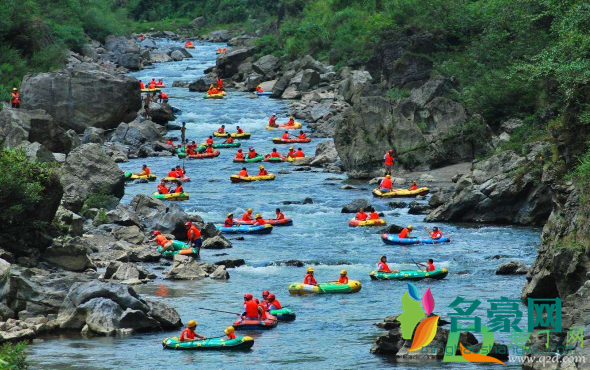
<box><xmin>42</xmin><ymin>236</ymin><xmax>95</xmax><ymax>272</ymax></box>
<box><xmin>104</xmin><ymin>262</ymin><xmax>153</xmax><ymax>281</ymax></box>
<box><xmin>148</xmin><ymin>102</ymin><xmax>175</xmax><ymax>125</ymax></box>
<box><xmin>20</xmin><ymin>64</ymin><xmax>141</xmax><ymax>133</ymax></box>
<box><xmin>170</xmin><ymin>50</ymin><xmax>184</xmax><ymax>61</ymax></box>
<box><xmin>203</xmin><ymin>30</ymin><xmax>231</xmax><ymax>42</ymax></box>
<box><xmin>166</xmin><ymin>255</ymin><xmax>208</xmax><ymax>280</ymax></box>
<box><xmin>189</xmin><ymin>16</ymin><xmax>206</xmax><ymax>29</ymax></box>
<box><xmin>151</xmin><ymin>205</ymin><xmax>188</xmax><ymax>239</ymax></box>
<box><xmin>310</xmin><ymin>140</ymin><xmax>339</xmax><ymax>167</ymax></box>
<box><xmin>104</xmin><ymin>36</ymin><xmax>139</xmax><ymax>55</ymax></box>
<box><xmin>245</xmin><ymin>73</ymin><xmax>264</xmax><ymax>91</ymax></box>
<box><xmin>341</xmin><ymin>199</ymin><xmax>374</xmax><ymax>213</ymax></box>
<box><xmin>216</xmin><ymin>47</ymin><xmax>256</xmax><ymax>78</ymax></box>
<box><xmin>117</xmin><ymin>53</ymin><xmax>142</xmax><ymax>70</ymax></box>
<box><xmin>129</xmin><ymin>194</ymin><xmax>167</xmax><ymax>220</ymax></box>
<box><xmin>111</xmin><ymin>120</ymin><xmax>163</xmax><ymax>148</ymax></box>
<box><xmin>338</xmin><ymin>70</ymin><xmax>372</xmax><ymax>103</ymax></box>
<box><xmin>17</xmin><ymin>141</ymin><xmax>56</xmax><ymax>163</ymax></box>
<box><xmin>105</xmin><ymin>205</ymin><xmax>141</xmax><ymax>227</ymax></box>
<box><xmin>60</xmin><ymin>143</ymin><xmax>125</xmax><ymax>213</ymax></box>
<box><xmin>113</xmin><ymin>226</ymin><xmax>144</xmax><ymax>244</ymax></box>
<box><xmin>271</xmin><ymin>70</ymin><xmax>296</xmax><ymax>98</ymax></box>
<box><xmin>202</xmin><ymin>236</ymin><xmax>232</xmax><ymax>249</ymax></box>
<box><xmin>496</xmin><ymin>261</ymin><xmax>528</xmax><ymax>275</ymax></box>
<box><xmin>252</xmin><ymin>55</ymin><xmax>279</xmax><ymax>78</ymax></box>
<box><xmin>0</xmin><ymin>108</ymin><xmax>74</xmax><ymax>153</ymax></box>
<box><xmin>299</xmin><ymin>69</ymin><xmax>320</xmax><ymax>92</ymax></box>
<box><xmin>188</xmin><ymin>74</ymin><xmax>218</xmax><ymax>92</ymax></box>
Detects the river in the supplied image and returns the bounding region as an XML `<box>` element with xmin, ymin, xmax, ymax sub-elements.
<box><xmin>28</xmin><ymin>40</ymin><xmax>540</xmax><ymax>369</ymax></box>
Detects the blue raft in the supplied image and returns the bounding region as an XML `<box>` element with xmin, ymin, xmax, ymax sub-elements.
<box><xmin>255</xmin><ymin>91</ymin><xmax>272</xmax><ymax>96</ymax></box>
<box><xmin>215</xmin><ymin>224</ymin><xmax>273</xmax><ymax>234</ymax></box>
<box><xmin>381</xmin><ymin>234</ymin><xmax>451</xmax><ymax>245</ymax></box>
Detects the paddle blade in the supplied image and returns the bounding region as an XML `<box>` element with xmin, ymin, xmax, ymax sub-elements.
<box><xmin>422</xmin><ymin>287</ymin><xmax>435</xmax><ymax>316</ymax></box>
<box><xmin>408</xmin><ymin>315</ymin><xmax>439</xmax><ymax>352</ymax></box>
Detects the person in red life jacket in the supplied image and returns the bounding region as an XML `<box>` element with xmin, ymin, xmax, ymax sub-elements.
<box><xmin>258</xmin><ymin>165</ymin><xmax>268</xmax><ymax>176</ymax></box>
<box><xmin>425</xmin><ymin>226</ymin><xmax>443</xmax><ymax>239</ymax></box>
<box><xmin>269</xmin><ymin>148</ymin><xmax>281</xmax><ymax>158</ymax></box>
<box><xmin>158</xmin><ymin>91</ymin><xmax>168</xmax><ymax>103</ymax></box>
<box><xmin>207</xmin><ymin>84</ymin><xmax>220</xmax><ymax>95</ymax></box>
<box><xmin>174</xmin><ymin>182</ymin><xmax>184</xmax><ymax>193</ymax></box>
<box><xmin>298</xmin><ymin>131</ymin><xmax>307</xmax><ymax>139</ymax></box>
<box><xmin>10</xmin><ymin>88</ymin><xmax>21</xmax><ymax>109</ymax></box>
<box><xmin>157</xmin><ymin>181</ymin><xmax>169</xmax><ymax>194</ymax></box>
<box><xmin>238</xmin><ymin>167</ymin><xmax>249</xmax><ymax>178</ymax></box>
<box><xmin>185</xmin><ymin>221</ymin><xmax>202</xmax><ymax>254</ymax></box>
<box><xmin>156</xmin><ymin>79</ymin><xmax>164</xmax><ymax>86</ymax></box>
<box><xmin>235</xmin><ymin>148</ymin><xmax>245</xmax><ymax>160</ymax></box>
<box><xmin>275</xmin><ymin>208</ymin><xmax>285</xmax><ymax>220</ymax></box>
<box><xmin>281</xmin><ymin>131</ymin><xmax>290</xmax><ymax>140</ymax></box>
<box><xmin>248</xmin><ymin>147</ymin><xmax>258</xmax><ymax>159</ymax></box>
<box><xmin>380</xmin><ymin>174</ymin><xmax>392</xmax><ymax>192</ymax></box>
<box><xmin>384</xmin><ymin>149</ymin><xmax>395</xmax><ymax>176</ymax></box>
<box><xmin>268</xmin><ymin>113</ymin><xmax>277</xmax><ymax>127</ymax></box>
<box><xmin>167</xmin><ymin>168</ymin><xmax>177</xmax><ymax>178</ymax></box>
<box><xmin>139</xmin><ymin>80</ymin><xmax>145</xmax><ymax>89</ymax></box>
<box><xmin>409</xmin><ymin>180</ymin><xmax>418</xmax><ymax>191</ymax></box>
<box><xmin>255</xmin><ymin>85</ymin><xmax>264</xmax><ymax>93</ymax></box>
<box><xmin>205</xmin><ymin>145</ymin><xmax>215</xmax><ymax>154</ymax></box>
<box><xmin>186</xmin><ymin>144</ymin><xmax>195</xmax><ymax>156</ymax></box>
<box><xmin>242</xmin><ymin>294</ymin><xmax>261</xmax><ymax>320</ymax></box>
<box><xmin>418</xmin><ymin>259</ymin><xmax>436</xmax><ymax>272</ymax></box>
<box><xmin>152</xmin><ymin>230</ymin><xmax>173</xmax><ymax>252</ymax></box>
<box><xmin>261</xmin><ymin>290</ymin><xmax>270</xmax><ymax>304</ymax></box>
<box><xmin>179</xmin><ymin>320</ymin><xmax>206</xmax><ymax>342</ymax></box>
<box><xmin>217</xmin><ymin>125</ymin><xmax>226</xmax><ymax>134</ymax></box>
<box><xmin>206</xmin><ymin>136</ymin><xmax>214</xmax><ymax>145</ymax></box>
<box><xmin>377</xmin><ymin>255</ymin><xmax>392</xmax><ymax>273</ymax></box>
<box><xmin>225</xmin><ymin>135</ymin><xmax>235</xmax><ymax>144</ymax></box>
<box><xmin>216</xmin><ymin>76</ymin><xmax>223</xmax><ymax>90</ymax></box>
<box><xmin>304</xmin><ymin>267</ymin><xmax>317</xmax><ymax>285</ymax></box>
<box><xmin>266</xmin><ymin>294</ymin><xmax>282</xmax><ymax>310</ymax></box>
<box><xmin>242</xmin><ymin>208</ymin><xmax>253</xmax><ymax>221</ymax></box>
<box><xmin>149</xmin><ymin>79</ymin><xmax>156</xmax><ymax>89</ymax></box>
<box><xmin>139</xmin><ymin>34</ymin><xmax>145</xmax><ymax>40</ymax></box>
<box><xmin>356</xmin><ymin>208</ymin><xmax>368</xmax><ymax>221</ymax></box>
<box><xmin>236</xmin><ymin>126</ymin><xmax>244</xmax><ymax>134</ymax></box>
<box><xmin>295</xmin><ymin>148</ymin><xmax>305</xmax><ymax>158</ymax></box>
<box><xmin>175</xmin><ymin>166</ymin><xmax>184</xmax><ymax>178</ymax></box>
<box><xmin>369</xmin><ymin>211</ymin><xmax>380</xmax><ymax>220</ymax></box>
<box><xmin>286</xmin><ymin>116</ymin><xmax>295</xmax><ymax>126</ymax></box>
<box><xmin>398</xmin><ymin>225</ymin><xmax>413</xmax><ymax>238</ymax></box>
<box><xmin>184</xmin><ymin>41</ymin><xmax>193</xmax><ymax>48</ymax></box>
<box><xmin>224</xmin><ymin>326</ymin><xmax>236</xmax><ymax>340</ymax></box>
<box><xmin>134</xmin><ymin>164</ymin><xmax>150</xmax><ymax>176</ymax></box>
<box><xmin>224</xmin><ymin>213</ymin><xmax>237</xmax><ymax>227</ymax></box>
<box><xmin>166</xmin><ymin>139</ymin><xmax>175</xmax><ymax>148</ymax></box>
<box><xmin>287</xmin><ymin>146</ymin><xmax>296</xmax><ymax>158</ymax></box>
<box><xmin>254</xmin><ymin>214</ymin><xmax>266</xmax><ymax>226</ymax></box>
<box><xmin>253</xmin><ymin>298</ymin><xmax>268</xmax><ymax>319</ymax></box>
<box><xmin>338</xmin><ymin>270</ymin><xmax>349</xmax><ymax>284</ymax></box>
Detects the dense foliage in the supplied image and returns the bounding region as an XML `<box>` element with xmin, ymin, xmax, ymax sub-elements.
<box><xmin>0</xmin><ymin>342</ymin><xmax>28</xmax><ymax>370</ymax></box>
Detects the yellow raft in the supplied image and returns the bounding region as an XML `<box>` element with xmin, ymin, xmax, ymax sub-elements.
<box><xmin>286</xmin><ymin>156</ymin><xmax>306</xmax><ymax>162</ymax></box>
<box><xmin>213</xmin><ymin>132</ymin><xmax>252</xmax><ymax>139</ymax></box>
<box><xmin>265</xmin><ymin>122</ymin><xmax>303</xmax><ymax>130</ymax></box>
<box><xmin>349</xmin><ymin>218</ymin><xmax>387</xmax><ymax>227</ymax></box>
<box><xmin>141</xmin><ymin>88</ymin><xmax>161</xmax><ymax>93</ymax></box>
<box><xmin>125</xmin><ymin>173</ymin><xmax>156</xmax><ymax>181</ymax></box>
<box><xmin>152</xmin><ymin>192</ymin><xmax>190</xmax><ymax>201</ymax></box>
<box><xmin>230</xmin><ymin>174</ymin><xmax>275</xmax><ymax>183</ymax></box>
<box><xmin>372</xmin><ymin>187</ymin><xmax>430</xmax><ymax>198</ymax></box>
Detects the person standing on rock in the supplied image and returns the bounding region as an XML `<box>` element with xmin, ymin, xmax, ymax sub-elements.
<box><xmin>384</xmin><ymin>150</ymin><xmax>395</xmax><ymax>176</ymax></box>
<box><xmin>181</xmin><ymin>122</ymin><xmax>186</xmax><ymax>144</ymax></box>
<box><xmin>158</xmin><ymin>91</ymin><xmax>168</xmax><ymax>103</ymax></box>
<box><xmin>10</xmin><ymin>88</ymin><xmax>20</xmax><ymax>108</ymax></box>
<box><xmin>143</xmin><ymin>94</ymin><xmax>151</xmax><ymax>120</ymax></box>
<box><xmin>185</xmin><ymin>222</ymin><xmax>202</xmax><ymax>257</ymax></box>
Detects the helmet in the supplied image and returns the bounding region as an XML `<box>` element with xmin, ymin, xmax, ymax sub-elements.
<box><xmin>151</xmin><ymin>230</ymin><xmax>161</xmax><ymax>236</ymax></box>
<box><xmin>259</xmin><ymin>165</ymin><xmax>264</xmax><ymax>169</ymax></box>
<box><xmin>254</xmin><ymin>298</ymin><xmax>259</xmax><ymax>304</ymax></box>
<box><xmin>262</xmin><ymin>290</ymin><xmax>270</xmax><ymax>296</ymax></box>
<box><xmin>227</xmin><ymin>213</ymin><xmax>233</xmax><ymax>217</ymax></box>
<box><xmin>413</xmin><ymin>180</ymin><xmax>417</xmax><ymax>183</ymax></box>
<box><xmin>184</xmin><ymin>222</ymin><xmax>192</xmax><ymax>227</ymax></box>
<box><xmin>289</xmin><ymin>146</ymin><xmax>294</xmax><ymax>150</ymax></box>
<box><xmin>340</xmin><ymin>270</ymin><xmax>347</xmax><ymax>275</ymax></box>
<box><xmin>255</xmin><ymin>214</ymin><xmax>261</xmax><ymax>218</ymax></box>
<box><xmin>272</xmin><ymin>113</ymin><xmax>277</xmax><ymax>116</ymax></box>
<box><xmin>12</xmin><ymin>87</ymin><xmax>18</xmax><ymax>91</ymax></box>
<box><xmin>187</xmin><ymin>320</ymin><xmax>197</xmax><ymax>327</ymax></box>
<box><xmin>380</xmin><ymin>255</ymin><xmax>387</xmax><ymax>260</ymax></box>
<box><xmin>238</xmin><ymin>148</ymin><xmax>243</xmax><ymax>152</ymax></box>
<box><xmin>386</xmin><ymin>175</ymin><xmax>391</xmax><ymax>178</ymax></box>
<box><xmin>224</xmin><ymin>326</ymin><xmax>235</xmax><ymax>335</ymax></box>
<box><xmin>267</xmin><ymin>294</ymin><xmax>276</xmax><ymax>300</ymax></box>
<box><xmin>408</xmin><ymin>225</ymin><xmax>413</xmax><ymax>230</ymax></box>
<box><xmin>244</xmin><ymin>293</ymin><xmax>253</xmax><ymax>300</ymax></box>
<box><xmin>307</xmin><ymin>267</ymin><xmax>314</xmax><ymax>273</ymax></box>
<box><xmin>247</xmin><ymin>208</ymin><xmax>253</xmax><ymax>213</ymax></box>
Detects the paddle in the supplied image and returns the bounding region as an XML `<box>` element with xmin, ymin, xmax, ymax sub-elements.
<box><xmin>411</xmin><ymin>258</ymin><xmax>424</xmax><ymax>272</ymax></box>
<box><xmin>195</xmin><ymin>307</ymin><xmax>240</xmax><ymax>316</ymax></box>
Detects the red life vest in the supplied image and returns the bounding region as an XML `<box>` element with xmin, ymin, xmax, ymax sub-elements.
<box><xmin>242</xmin><ymin>212</ymin><xmax>252</xmax><ymax>221</ymax></box>
<box><xmin>356</xmin><ymin>212</ymin><xmax>368</xmax><ymax>221</ymax></box>
<box><xmin>179</xmin><ymin>328</ymin><xmax>196</xmax><ymax>341</ymax></box>
<box><xmin>244</xmin><ymin>300</ymin><xmax>259</xmax><ymax>318</ymax></box>
<box><xmin>369</xmin><ymin>212</ymin><xmax>380</xmax><ymax>220</ymax></box>
<box><xmin>398</xmin><ymin>228</ymin><xmax>410</xmax><ymax>238</ymax></box>
<box><xmin>378</xmin><ymin>261</ymin><xmax>391</xmax><ymax>272</ymax></box>
<box><xmin>248</xmin><ymin>151</ymin><xmax>257</xmax><ymax>159</ymax></box>
<box><xmin>238</xmin><ymin>170</ymin><xmax>248</xmax><ymax>177</ymax></box>
<box><xmin>385</xmin><ymin>153</ymin><xmax>394</xmax><ymax>166</ymax></box>
<box><xmin>304</xmin><ymin>274</ymin><xmax>317</xmax><ymax>285</ymax></box>
<box><xmin>270</xmin><ymin>152</ymin><xmax>281</xmax><ymax>158</ymax></box>
<box><xmin>338</xmin><ymin>276</ymin><xmax>349</xmax><ymax>284</ymax></box>
<box><xmin>268</xmin><ymin>300</ymin><xmax>282</xmax><ymax>310</ymax></box>
<box><xmin>295</xmin><ymin>150</ymin><xmax>304</xmax><ymax>158</ymax></box>
<box><xmin>431</xmin><ymin>231</ymin><xmax>443</xmax><ymax>239</ymax></box>
<box><xmin>426</xmin><ymin>262</ymin><xmax>435</xmax><ymax>271</ymax></box>
<box><xmin>187</xmin><ymin>225</ymin><xmax>201</xmax><ymax>240</ymax></box>
<box><xmin>381</xmin><ymin>177</ymin><xmax>392</xmax><ymax>189</ymax></box>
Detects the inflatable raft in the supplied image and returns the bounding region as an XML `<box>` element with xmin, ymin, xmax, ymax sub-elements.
<box><xmin>265</xmin><ymin>122</ymin><xmax>303</xmax><ymax>130</ymax></box>
<box><xmin>158</xmin><ymin>240</ymin><xmax>198</xmax><ymax>259</ymax></box>
<box><xmin>124</xmin><ymin>172</ymin><xmax>156</xmax><ymax>181</ymax></box>
<box><xmin>236</xmin><ymin>218</ymin><xmax>293</xmax><ymax>227</ymax></box>
<box><xmin>288</xmin><ymin>280</ymin><xmax>362</xmax><ymax>295</ymax></box>
<box><xmin>141</xmin><ymin>88</ymin><xmax>161</xmax><ymax>93</ymax></box>
<box><xmin>233</xmin><ymin>316</ymin><xmax>277</xmax><ymax>330</ymax></box>
<box><xmin>203</xmin><ymin>91</ymin><xmax>227</xmax><ymax>99</ymax></box>
<box><xmin>381</xmin><ymin>234</ymin><xmax>451</xmax><ymax>245</ymax></box>
<box><xmin>163</xmin><ymin>176</ymin><xmax>191</xmax><ymax>182</ymax></box>
<box><xmin>269</xmin><ymin>308</ymin><xmax>296</xmax><ymax>322</ymax></box>
<box><xmin>215</xmin><ymin>224</ymin><xmax>273</xmax><ymax>234</ymax></box>
<box><xmin>255</xmin><ymin>91</ymin><xmax>272</xmax><ymax>96</ymax></box>
<box><xmin>230</xmin><ymin>174</ymin><xmax>275</xmax><ymax>183</ymax></box>
<box><xmin>286</xmin><ymin>156</ymin><xmax>306</xmax><ymax>162</ymax></box>
<box><xmin>264</xmin><ymin>156</ymin><xmax>286</xmax><ymax>163</ymax></box>
<box><xmin>152</xmin><ymin>192</ymin><xmax>189</xmax><ymax>201</ymax></box>
<box><xmin>213</xmin><ymin>132</ymin><xmax>251</xmax><ymax>139</ymax></box>
<box><xmin>370</xmin><ymin>268</ymin><xmax>449</xmax><ymax>281</ymax></box>
<box><xmin>162</xmin><ymin>336</ymin><xmax>254</xmax><ymax>350</ymax></box>
<box><xmin>272</xmin><ymin>137</ymin><xmax>311</xmax><ymax>144</ymax></box>
<box><xmin>349</xmin><ymin>218</ymin><xmax>387</xmax><ymax>227</ymax></box>
<box><xmin>198</xmin><ymin>142</ymin><xmax>241</xmax><ymax>151</ymax></box>
<box><xmin>372</xmin><ymin>187</ymin><xmax>430</xmax><ymax>198</ymax></box>
<box><xmin>188</xmin><ymin>151</ymin><xmax>220</xmax><ymax>159</ymax></box>
<box><xmin>233</xmin><ymin>155</ymin><xmax>264</xmax><ymax>163</ymax></box>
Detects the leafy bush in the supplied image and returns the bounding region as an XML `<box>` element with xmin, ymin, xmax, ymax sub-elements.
<box><xmin>80</xmin><ymin>188</ymin><xmax>120</xmax><ymax>219</ymax></box>
<box><xmin>0</xmin><ymin>342</ymin><xmax>28</xmax><ymax>370</ymax></box>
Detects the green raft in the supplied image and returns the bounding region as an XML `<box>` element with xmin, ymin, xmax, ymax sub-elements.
<box><xmin>369</xmin><ymin>268</ymin><xmax>448</xmax><ymax>281</ymax></box>
<box><xmin>162</xmin><ymin>336</ymin><xmax>254</xmax><ymax>350</ymax></box>
<box><xmin>175</xmin><ymin>148</ymin><xmax>186</xmax><ymax>158</ymax></box>
<box><xmin>245</xmin><ymin>155</ymin><xmax>264</xmax><ymax>163</ymax></box>
<box><xmin>157</xmin><ymin>240</ymin><xmax>198</xmax><ymax>259</ymax></box>
<box><xmin>197</xmin><ymin>142</ymin><xmax>241</xmax><ymax>153</ymax></box>
<box><xmin>124</xmin><ymin>171</ymin><xmax>156</xmax><ymax>181</ymax></box>
<box><xmin>269</xmin><ymin>308</ymin><xmax>296</xmax><ymax>322</ymax></box>
<box><xmin>288</xmin><ymin>280</ymin><xmax>362</xmax><ymax>295</ymax></box>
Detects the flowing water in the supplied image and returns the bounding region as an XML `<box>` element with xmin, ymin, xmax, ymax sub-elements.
<box><xmin>28</xmin><ymin>41</ymin><xmax>540</xmax><ymax>369</ymax></box>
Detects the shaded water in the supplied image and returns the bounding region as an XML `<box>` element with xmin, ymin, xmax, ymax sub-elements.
<box><xmin>29</xmin><ymin>41</ymin><xmax>539</xmax><ymax>369</ymax></box>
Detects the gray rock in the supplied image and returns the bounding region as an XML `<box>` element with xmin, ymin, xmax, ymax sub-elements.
<box><xmin>166</xmin><ymin>255</ymin><xmax>208</xmax><ymax>280</ymax></box>
<box><xmin>300</xmin><ymin>55</ymin><xmax>328</xmax><ymax>73</ymax></box>
<box><xmin>214</xmin><ymin>259</ymin><xmax>245</xmax><ymax>268</ymax></box>
<box><xmin>408</xmin><ymin>201</ymin><xmax>430</xmax><ymax>215</ymax></box>
<box><xmin>281</xmin><ymin>85</ymin><xmax>301</xmax><ymax>100</ymax></box>
<box><xmin>202</xmin><ymin>236</ymin><xmax>232</xmax><ymax>249</ymax></box>
<box><xmin>17</xmin><ymin>141</ymin><xmax>56</xmax><ymax>163</ymax></box>
<box><xmin>104</xmin><ymin>262</ymin><xmax>153</xmax><ymax>280</ymax></box>
<box><xmin>338</xmin><ymin>70</ymin><xmax>372</xmax><ymax>103</ymax></box>
<box><xmin>272</xmin><ymin>70</ymin><xmax>296</xmax><ymax>98</ymax></box>
<box><xmin>118</xmin><ymin>53</ymin><xmax>142</xmax><ymax>70</ymax></box>
<box><xmin>216</xmin><ymin>47</ymin><xmax>255</xmax><ymax>78</ymax></box>
<box><xmin>204</xmin><ymin>30</ymin><xmax>231</xmax><ymax>42</ymax></box>
<box><xmin>140</xmin><ymin>38</ymin><xmax>157</xmax><ymax>49</ymax></box>
<box><xmin>148</xmin><ymin>102</ymin><xmax>175</xmax><ymax>125</ymax></box>
<box><xmin>252</xmin><ymin>55</ymin><xmax>279</xmax><ymax>77</ymax></box>
<box><xmin>105</xmin><ymin>205</ymin><xmax>141</xmax><ymax>227</ymax></box>
<box><xmin>116</xmin><ymin>246</ymin><xmax>161</xmax><ymax>263</ymax></box>
<box><xmin>21</xmin><ymin>64</ymin><xmax>141</xmax><ymax>133</ymax></box>
<box><xmin>129</xmin><ymin>194</ymin><xmax>167</xmax><ymax>220</ymax></box>
<box><xmin>299</xmin><ymin>69</ymin><xmax>320</xmax><ymax>92</ymax></box>
<box><xmin>60</xmin><ymin>143</ymin><xmax>125</xmax><ymax>213</ymax></box>
<box><xmin>388</xmin><ymin>201</ymin><xmax>407</xmax><ymax>209</ymax></box>
<box><xmin>83</xmin><ymin>127</ymin><xmax>106</xmax><ymax>144</ymax></box>
<box><xmin>150</xmin><ymin>53</ymin><xmax>172</xmax><ymax>63</ymax></box>
<box><xmin>209</xmin><ymin>265</ymin><xmax>229</xmax><ymax>280</ymax></box>
<box><xmin>104</xmin><ymin>36</ymin><xmax>139</xmax><ymax>55</ymax></box>
<box><xmin>188</xmin><ymin>73</ymin><xmax>218</xmax><ymax>92</ymax></box>
<box><xmin>113</xmin><ymin>226</ymin><xmax>144</xmax><ymax>244</ymax></box>
<box><xmin>189</xmin><ymin>16</ymin><xmax>206</xmax><ymax>29</ymax></box>
<box><xmin>245</xmin><ymin>73</ymin><xmax>264</xmax><ymax>90</ymax></box>
<box><xmin>496</xmin><ymin>261</ymin><xmax>528</xmax><ymax>275</ymax></box>
<box><xmin>151</xmin><ymin>206</ymin><xmax>189</xmax><ymax>239</ymax></box>
<box><xmin>310</xmin><ymin>140</ymin><xmax>339</xmax><ymax>167</ymax></box>
<box><xmin>112</xmin><ymin>120</ymin><xmax>163</xmax><ymax>148</ymax></box>
<box><xmin>170</xmin><ymin>50</ymin><xmax>184</xmax><ymax>61</ymax></box>
<box><xmin>341</xmin><ymin>199</ymin><xmax>374</xmax><ymax>213</ymax></box>
<box><xmin>43</xmin><ymin>237</ymin><xmax>95</xmax><ymax>272</ymax></box>
<box><xmin>500</xmin><ymin>118</ymin><xmax>524</xmax><ymax>134</ymax></box>
<box><xmin>144</xmin><ymin>299</ymin><xmax>182</xmax><ymax>329</ymax></box>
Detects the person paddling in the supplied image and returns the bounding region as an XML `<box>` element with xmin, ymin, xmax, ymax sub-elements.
<box><xmin>173</xmin><ymin>181</ymin><xmax>184</xmax><ymax>193</ymax></box>
<box><xmin>418</xmin><ymin>259</ymin><xmax>436</xmax><ymax>272</ymax></box>
<box><xmin>225</xmin><ymin>135</ymin><xmax>235</xmax><ymax>144</ymax></box>
<box><xmin>217</xmin><ymin>125</ymin><xmax>226</xmax><ymax>134</ymax></box>
<box><xmin>281</xmin><ymin>131</ymin><xmax>290</xmax><ymax>140</ymax></box>
<box><xmin>236</xmin><ymin>126</ymin><xmax>244</xmax><ymax>134</ymax></box>
<box><xmin>268</xmin><ymin>113</ymin><xmax>277</xmax><ymax>127</ymax></box>
<box><xmin>298</xmin><ymin>131</ymin><xmax>307</xmax><ymax>140</ymax></box>
<box><xmin>247</xmin><ymin>147</ymin><xmax>258</xmax><ymax>159</ymax></box>
<box><xmin>238</xmin><ymin>167</ymin><xmax>249</xmax><ymax>177</ymax></box>
<box><xmin>134</xmin><ymin>164</ymin><xmax>150</xmax><ymax>176</ymax></box>
<box><xmin>224</xmin><ymin>213</ymin><xmax>237</xmax><ymax>227</ymax></box>
<box><xmin>258</xmin><ymin>165</ymin><xmax>268</xmax><ymax>176</ymax></box>
<box><xmin>338</xmin><ymin>270</ymin><xmax>349</xmax><ymax>284</ymax></box>
<box><xmin>224</xmin><ymin>326</ymin><xmax>236</xmax><ymax>339</ymax></box>
<box><xmin>179</xmin><ymin>320</ymin><xmax>206</xmax><ymax>342</ymax></box>
<box><xmin>304</xmin><ymin>267</ymin><xmax>318</xmax><ymax>285</ymax></box>
<box><xmin>398</xmin><ymin>224</ymin><xmax>413</xmax><ymax>238</ymax></box>
<box><xmin>286</xmin><ymin>116</ymin><xmax>295</xmax><ymax>126</ymax></box>
<box><xmin>424</xmin><ymin>226</ymin><xmax>444</xmax><ymax>240</ymax></box>
<box><xmin>242</xmin><ymin>208</ymin><xmax>253</xmax><ymax>221</ymax></box>
<box><xmin>269</xmin><ymin>148</ymin><xmax>282</xmax><ymax>158</ymax></box>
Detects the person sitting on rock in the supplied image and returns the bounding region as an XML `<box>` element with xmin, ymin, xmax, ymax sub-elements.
<box><xmin>224</xmin><ymin>326</ymin><xmax>236</xmax><ymax>340</ymax></box>
<box><xmin>174</xmin><ymin>182</ymin><xmax>184</xmax><ymax>193</ymax></box>
<box><xmin>287</xmin><ymin>146</ymin><xmax>296</xmax><ymax>158</ymax></box>
<box><xmin>256</xmin><ymin>85</ymin><xmax>264</xmax><ymax>93</ymax></box>
<box><xmin>179</xmin><ymin>320</ymin><xmax>206</xmax><ymax>342</ymax></box>
<box><xmin>269</xmin><ymin>114</ymin><xmax>277</xmax><ymax>127</ymax></box>
<box><xmin>298</xmin><ymin>131</ymin><xmax>307</xmax><ymax>139</ymax></box>
<box><xmin>295</xmin><ymin>148</ymin><xmax>305</xmax><ymax>158</ymax></box>
<box><xmin>218</xmin><ymin>125</ymin><xmax>226</xmax><ymax>134</ymax></box>
<box><xmin>356</xmin><ymin>208</ymin><xmax>368</xmax><ymax>221</ymax></box>
<box><xmin>266</xmin><ymin>294</ymin><xmax>282</xmax><ymax>310</ymax></box>
<box><xmin>152</xmin><ymin>230</ymin><xmax>173</xmax><ymax>252</ymax></box>
<box><xmin>235</xmin><ymin>148</ymin><xmax>245</xmax><ymax>160</ymax></box>
<box><xmin>281</xmin><ymin>131</ymin><xmax>290</xmax><ymax>140</ymax></box>
<box><xmin>398</xmin><ymin>225</ymin><xmax>413</xmax><ymax>239</ymax></box>
<box><xmin>254</xmin><ymin>214</ymin><xmax>266</xmax><ymax>226</ymax></box>
<box><xmin>224</xmin><ymin>213</ymin><xmax>237</xmax><ymax>227</ymax></box>
<box><xmin>369</xmin><ymin>211</ymin><xmax>380</xmax><ymax>220</ymax></box>
<box><xmin>242</xmin><ymin>294</ymin><xmax>261</xmax><ymax>320</ymax></box>
<box><xmin>238</xmin><ymin>167</ymin><xmax>249</xmax><ymax>178</ymax></box>
<box><xmin>409</xmin><ymin>180</ymin><xmax>418</xmax><ymax>191</ymax></box>
<box><xmin>158</xmin><ymin>91</ymin><xmax>168</xmax><ymax>103</ymax></box>
<box><xmin>248</xmin><ymin>147</ymin><xmax>258</xmax><ymax>159</ymax></box>
<box><xmin>225</xmin><ymin>135</ymin><xmax>235</xmax><ymax>144</ymax></box>
<box><xmin>304</xmin><ymin>267</ymin><xmax>317</xmax><ymax>285</ymax></box>
<box><xmin>275</xmin><ymin>208</ymin><xmax>285</xmax><ymax>220</ymax></box>
<box><xmin>157</xmin><ymin>181</ymin><xmax>169</xmax><ymax>194</ymax></box>
<box><xmin>338</xmin><ymin>270</ymin><xmax>349</xmax><ymax>284</ymax></box>
<box><xmin>380</xmin><ymin>175</ymin><xmax>392</xmax><ymax>192</ymax></box>
<box><xmin>425</xmin><ymin>226</ymin><xmax>443</xmax><ymax>240</ymax></box>
<box><xmin>418</xmin><ymin>259</ymin><xmax>436</xmax><ymax>272</ymax></box>
<box><xmin>236</xmin><ymin>126</ymin><xmax>244</xmax><ymax>134</ymax></box>
<box><xmin>286</xmin><ymin>116</ymin><xmax>295</xmax><ymax>126</ymax></box>
<box><xmin>242</xmin><ymin>208</ymin><xmax>253</xmax><ymax>221</ymax></box>
<box><xmin>258</xmin><ymin>165</ymin><xmax>268</xmax><ymax>176</ymax></box>
<box><xmin>167</xmin><ymin>168</ymin><xmax>177</xmax><ymax>178</ymax></box>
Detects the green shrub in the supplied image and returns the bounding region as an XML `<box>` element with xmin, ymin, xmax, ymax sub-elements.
<box><xmin>80</xmin><ymin>190</ymin><xmax>120</xmax><ymax>218</ymax></box>
<box><xmin>0</xmin><ymin>341</ymin><xmax>29</xmax><ymax>370</ymax></box>
<box><xmin>255</xmin><ymin>35</ymin><xmax>281</xmax><ymax>58</ymax></box>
